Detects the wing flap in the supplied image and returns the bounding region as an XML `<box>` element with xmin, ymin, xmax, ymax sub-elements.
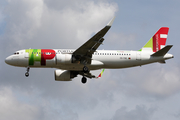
<box><xmin>79</xmin><ymin>72</ymin><xmax>96</xmax><ymax>78</ymax></box>
<box><xmin>78</xmin><ymin>69</ymin><xmax>105</xmax><ymax>79</ymax></box>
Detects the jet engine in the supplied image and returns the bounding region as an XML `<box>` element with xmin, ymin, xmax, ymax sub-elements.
<box><xmin>54</xmin><ymin>70</ymin><xmax>78</xmax><ymax>81</ymax></box>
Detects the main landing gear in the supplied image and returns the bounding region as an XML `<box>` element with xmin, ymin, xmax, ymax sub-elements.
<box><xmin>81</xmin><ymin>76</ymin><xmax>87</xmax><ymax>84</ymax></box>
<box><xmin>83</xmin><ymin>66</ymin><xmax>89</xmax><ymax>73</ymax></box>
<box><xmin>81</xmin><ymin>66</ymin><xmax>89</xmax><ymax>84</ymax></box>
<box><xmin>25</xmin><ymin>67</ymin><xmax>30</xmax><ymax>77</ymax></box>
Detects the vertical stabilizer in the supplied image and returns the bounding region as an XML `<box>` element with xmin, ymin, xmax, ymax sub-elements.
<box><xmin>140</xmin><ymin>27</ymin><xmax>169</xmax><ymax>52</ymax></box>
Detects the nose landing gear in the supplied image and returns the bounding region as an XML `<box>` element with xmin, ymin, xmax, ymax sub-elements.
<box><xmin>25</xmin><ymin>67</ymin><xmax>30</xmax><ymax>77</ymax></box>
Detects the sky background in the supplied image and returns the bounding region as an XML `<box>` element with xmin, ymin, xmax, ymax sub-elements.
<box><xmin>0</xmin><ymin>0</ymin><xmax>180</xmax><ymax>120</ymax></box>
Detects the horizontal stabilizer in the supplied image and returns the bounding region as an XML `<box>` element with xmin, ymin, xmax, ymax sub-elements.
<box><xmin>151</xmin><ymin>45</ymin><xmax>173</xmax><ymax>57</ymax></box>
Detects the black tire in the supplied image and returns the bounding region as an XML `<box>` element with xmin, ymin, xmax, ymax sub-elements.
<box><xmin>83</xmin><ymin>66</ymin><xmax>89</xmax><ymax>73</ymax></box>
<box><xmin>25</xmin><ymin>72</ymin><xmax>29</xmax><ymax>77</ymax></box>
<box><xmin>81</xmin><ymin>77</ymin><xmax>87</xmax><ymax>84</ymax></box>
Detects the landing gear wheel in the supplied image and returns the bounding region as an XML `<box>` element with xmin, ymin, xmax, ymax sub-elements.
<box><xmin>81</xmin><ymin>77</ymin><xmax>87</xmax><ymax>84</ymax></box>
<box><xmin>25</xmin><ymin>67</ymin><xmax>30</xmax><ymax>77</ymax></box>
<box><xmin>83</xmin><ymin>66</ymin><xmax>89</xmax><ymax>73</ymax></box>
<box><xmin>25</xmin><ymin>72</ymin><xmax>29</xmax><ymax>77</ymax></box>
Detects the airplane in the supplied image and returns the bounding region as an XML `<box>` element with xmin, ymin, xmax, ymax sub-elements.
<box><xmin>5</xmin><ymin>17</ymin><xmax>174</xmax><ymax>84</ymax></box>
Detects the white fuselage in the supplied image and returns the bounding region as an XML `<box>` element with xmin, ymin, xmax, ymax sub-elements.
<box><xmin>5</xmin><ymin>49</ymin><xmax>173</xmax><ymax>71</ymax></box>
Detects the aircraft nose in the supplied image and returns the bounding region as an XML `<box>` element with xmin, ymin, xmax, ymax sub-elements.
<box><xmin>5</xmin><ymin>56</ymin><xmax>13</xmax><ymax>65</ymax></box>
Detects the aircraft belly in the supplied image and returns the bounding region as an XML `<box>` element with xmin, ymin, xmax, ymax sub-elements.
<box><xmin>55</xmin><ymin>63</ymin><xmax>103</xmax><ymax>71</ymax></box>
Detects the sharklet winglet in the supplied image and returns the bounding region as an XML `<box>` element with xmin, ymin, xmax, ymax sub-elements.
<box><xmin>107</xmin><ymin>16</ymin><xmax>116</xmax><ymax>26</ymax></box>
<box><xmin>97</xmin><ymin>69</ymin><xmax>105</xmax><ymax>78</ymax></box>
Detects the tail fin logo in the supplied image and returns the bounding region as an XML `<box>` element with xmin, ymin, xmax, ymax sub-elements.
<box><xmin>153</xmin><ymin>27</ymin><xmax>169</xmax><ymax>52</ymax></box>
<box><xmin>141</xmin><ymin>27</ymin><xmax>169</xmax><ymax>52</ymax></box>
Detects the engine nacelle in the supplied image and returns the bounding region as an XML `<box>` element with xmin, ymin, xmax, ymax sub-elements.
<box><xmin>54</xmin><ymin>70</ymin><xmax>78</xmax><ymax>81</ymax></box>
<box><xmin>56</xmin><ymin>54</ymin><xmax>72</xmax><ymax>64</ymax></box>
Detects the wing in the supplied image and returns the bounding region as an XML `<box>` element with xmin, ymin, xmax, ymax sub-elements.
<box><xmin>79</xmin><ymin>72</ymin><xmax>96</xmax><ymax>78</ymax></box>
<box><xmin>72</xmin><ymin>17</ymin><xmax>115</xmax><ymax>64</ymax></box>
<box><xmin>78</xmin><ymin>69</ymin><xmax>105</xmax><ymax>79</ymax></box>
